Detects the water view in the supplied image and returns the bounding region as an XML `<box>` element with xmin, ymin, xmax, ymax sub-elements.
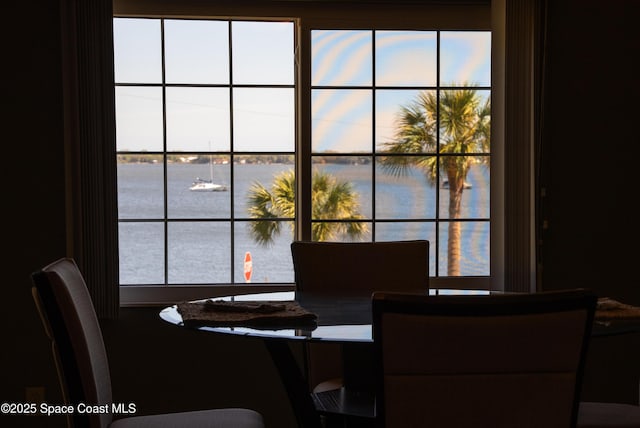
<box><xmin>118</xmin><ymin>161</ymin><xmax>489</xmax><ymax>285</ymax></box>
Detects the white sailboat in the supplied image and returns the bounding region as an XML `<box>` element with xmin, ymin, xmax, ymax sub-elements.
<box><xmin>189</xmin><ymin>177</ymin><xmax>228</xmax><ymax>192</ymax></box>
<box><xmin>189</xmin><ymin>153</ymin><xmax>228</xmax><ymax>192</ymax></box>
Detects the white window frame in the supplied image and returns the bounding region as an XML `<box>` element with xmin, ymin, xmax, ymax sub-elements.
<box><xmin>111</xmin><ymin>0</ymin><xmax>529</xmax><ymax>308</ymax></box>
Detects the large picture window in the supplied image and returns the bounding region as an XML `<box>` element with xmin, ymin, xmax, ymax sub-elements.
<box><xmin>113</xmin><ymin>12</ymin><xmax>493</xmax><ymax>300</ymax></box>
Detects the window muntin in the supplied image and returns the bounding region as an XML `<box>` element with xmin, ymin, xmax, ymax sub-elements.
<box><xmin>114</xmin><ymin>17</ymin><xmax>491</xmax><ymax>290</ymax></box>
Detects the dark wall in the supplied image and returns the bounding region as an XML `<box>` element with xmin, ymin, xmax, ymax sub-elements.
<box><xmin>2</xmin><ymin>1</ymin><xmax>69</xmax><ymax>427</ymax></box>
<box><xmin>3</xmin><ymin>1</ymin><xmax>640</xmax><ymax>427</ymax></box>
<box><xmin>540</xmin><ymin>0</ymin><xmax>640</xmax><ymax>405</ymax></box>
<box><xmin>540</xmin><ymin>0</ymin><xmax>640</xmax><ymax>306</ymax></box>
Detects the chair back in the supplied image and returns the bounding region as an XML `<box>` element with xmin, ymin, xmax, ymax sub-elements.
<box><xmin>31</xmin><ymin>258</ymin><xmax>113</xmax><ymax>428</ymax></box>
<box><xmin>291</xmin><ymin>240</ymin><xmax>429</xmax><ymax>295</ymax></box>
<box><xmin>372</xmin><ymin>289</ymin><xmax>597</xmax><ymax>428</ymax></box>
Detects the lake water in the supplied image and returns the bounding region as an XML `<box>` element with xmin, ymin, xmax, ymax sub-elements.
<box><xmin>117</xmin><ymin>161</ymin><xmax>489</xmax><ymax>285</ymax></box>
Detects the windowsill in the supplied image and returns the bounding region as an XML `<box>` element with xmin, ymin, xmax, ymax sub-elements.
<box><xmin>119</xmin><ymin>277</ymin><xmax>493</xmax><ymax>307</ymax></box>
<box><xmin>119</xmin><ymin>283</ymin><xmax>296</xmax><ymax>307</ymax></box>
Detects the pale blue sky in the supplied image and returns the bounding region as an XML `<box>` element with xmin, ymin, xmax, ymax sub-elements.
<box><xmin>113</xmin><ymin>18</ymin><xmax>490</xmax><ymax>153</ymax></box>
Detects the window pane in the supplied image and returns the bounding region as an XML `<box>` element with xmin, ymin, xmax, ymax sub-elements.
<box><xmin>375</xmin><ymin>158</ymin><xmax>436</xmax><ymax>219</ymax></box>
<box><xmin>375</xmin><ymin>31</ymin><xmax>437</xmax><ymax>86</ymax></box>
<box><xmin>166</xmin><ymin>87</ymin><xmax>231</xmax><ymax>152</ymax></box>
<box><xmin>375</xmin><ymin>89</ymin><xmax>436</xmax><ymax>153</ymax></box>
<box><xmin>167</xmin><ymin>155</ymin><xmax>231</xmax><ymax>219</ymax></box>
<box><xmin>233</xmin><ymin>88</ymin><xmax>295</xmax><ymax>152</ymax></box>
<box><xmin>168</xmin><ymin>222</ymin><xmax>231</xmax><ymax>283</ymax></box>
<box><xmin>117</xmin><ymin>157</ymin><xmax>164</xmax><ymax>219</ymax></box>
<box><xmin>440</xmin><ymin>31</ymin><xmax>491</xmax><ymax>87</ymax></box>
<box><xmin>235</xmin><ymin>222</ymin><xmax>295</xmax><ymax>283</ymax></box>
<box><xmin>438</xmin><ymin>221</ymin><xmax>490</xmax><ymax>276</ymax></box>
<box><xmin>312</xmin><ymin>89</ymin><xmax>372</xmax><ymax>153</ymax></box>
<box><xmin>438</xmin><ymin>89</ymin><xmax>490</xmax><ymax>154</ymax></box>
<box><xmin>164</xmin><ymin>19</ymin><xmax>229</xmax><ymax>84</ymax></box>
<box><xmin>438</xmin><ymin>157</ymin><xmax>489</xmax><ymax>219</ymax></box>
<box><xmin>115</xmin><ymin>87</ymin><xmax>163</xmax><ymax>152</ymax></box>
<box><xmin>312</xmin><ymin>159</ymin><xmax>372</xmax><ymax>220</ymax></box>
<box><xmin>232</xmin><ymin>21</ymin><xmax>294</xmax><ymax>85</ymax></box>
<box><xmin>113</xmin><ymin>18</ymin><xmax>161</xmax><ymax>83</ymax></box>
<box><xmin>312</xmin><ymin>30</ymin><xmax>372</xmax><ymax>86</ymax></box>
<box><xmin>236</xmin><ymin>156</ymin><xmax>296</xmax><ymax>219</ymax></box>
<box><xmin>119</xmin><ymin>222</ymin><xmax>164</xmax><ymax>284</ymax></box>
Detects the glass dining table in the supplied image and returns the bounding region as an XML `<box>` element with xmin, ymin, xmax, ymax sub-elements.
<box><xmin>159</xmin><ymin>289</ymin><xmax>488</xmax><ymax>428</ymax></box>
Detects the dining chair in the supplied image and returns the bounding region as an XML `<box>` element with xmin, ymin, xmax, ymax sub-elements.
<box><xmin>372</xmin><ymin>289</ymin><xmax>598</xmax><ymax>428</ymax></box>
<box><xmin>291</xmin><ymin>240</ymin><xmax>428</xmax><ymax>428</ymax></box>
<box><xmin>290</xmin><ymin>240</ymin><xmax>429</xmax><ymax>394</ymax></box>
<box><xmin>31</xmin><ymin>257</ymin><xmax>265</xmax><ymax>428</ymax></box>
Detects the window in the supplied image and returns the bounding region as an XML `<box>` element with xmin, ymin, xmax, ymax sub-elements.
<box><xmin>309</xmin><ymin>29</ymin><xmax>491</xmax><ymax>278</ymax></box>
<box><xmin>114</xmin><ymin>18</ymin><xmax>297</xmax><ymax>286</ymax></box>
<box><xmin>113</xmin><ymin>3</ymin><xmax>497</xmax><ymax>305</ymax></box>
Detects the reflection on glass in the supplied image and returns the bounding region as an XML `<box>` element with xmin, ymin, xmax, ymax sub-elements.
<box><xmin>233</xmin><ymin>88</ymin><xmax>295</xmax><ymax>152</ymax></box>
<box><xmin>375</xmin><ymin>31</ymin><xmax>437</xmax><ymax>86</ymax></box>
<box><xmin>440</xmin><ymin>31</ymin><xmax>491</xmax><ymax>87</ymax></box>
<box><xmin>113</xmin><ymin>18</ymin><xmax>162</xmax><ymax>83</ymax></box>
<box><xmin>117</xmin><ymin>155</ymin><xmax>164</xmax><ymax>218</ymax></box>
<box><xmin>232</xmin><ymin>21</ymin><xmax>295</xmax><ymax>85</ymax></box>
<box><xmin>312</xmin><ymin>30</ymin><xmax>372</xmax><ymax>86</ymax></box>
<box><xmin>165</xmin><ymin>87</ymin><xmax>230</xmax><ymax>152</ymax></box>
<box><xmin>164</xmin><ymin>19</ymin><xmax>229</xmax><ymax>84</ymax></box>
<box><xmin>235</xmin><ymin>221</ymin><xmax>295</xmax><ymax>283</ymax></box>
<box><xmin>115</xmin><ymin>87</ymin><xmax>164</xmax><ymax>152</ymax></box>
<box><xmin>375</xmin><ymin>158</ymin><xmax>436</xmax><ymax>219</ymax></box>
<box><xmin>438</xmin><ymin>221</ymin><xmax>489</xmax><ymax>276</ymax></box>
<box><xmin>167</xmin><ymin>154</ymin><xmax>231</xmax><ymax>219</ymax></box>
<box><xmin>312</xmin><ymin>89</ymin><xmax>372</xmax><ymax>153</ymax></box>
<box><xmin>168</xmin><ymin>222</ymin><xmax>231</xmax><ymax>284</ymax></box>
<box><xmin>119</xmin><ymin>222</ymin><xmax>164</xmax><ymax>285</ymax></box>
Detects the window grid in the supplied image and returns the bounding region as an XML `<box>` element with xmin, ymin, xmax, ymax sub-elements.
<box><xmin>115</xmin><ymin>19</ymin><xmax>491</xmax><ymax>287</ymax></box>
<box><xmin>116</xmin><ymin>17</ymin><xmax>297</xmax><ymax>286</ymax></box>
<box><xmin>309</xmin><ymin>29</ymin><xmax>490</xmax><ymax>278</ymax></box>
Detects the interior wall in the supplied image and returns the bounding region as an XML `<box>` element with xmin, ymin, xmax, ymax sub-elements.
<box><xmin>2</xmin><ymin>1</ymin><xmax>69</xmax><ymax>427</ymax></box>
<box><xmin>540</xmin><ymin>0</ymin><xmax>640</xmax><ymax>306</ymax></box>
<box><xmin>540</xmin><ymin>0</ymin><xmax>640</xmax><ymax>405</ymax></box>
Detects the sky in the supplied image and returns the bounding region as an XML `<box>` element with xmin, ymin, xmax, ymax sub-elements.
<box><xmin>113</xmin><ymin>18</ymin><xmax>491</xmax><ymax>154</ymax></box>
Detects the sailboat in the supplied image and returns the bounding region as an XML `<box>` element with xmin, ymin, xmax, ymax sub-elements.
<box><xmin>189</xmin><ymin>177</ymin><xmax>228</xmax><ymax>192</ymax></box>
<box><xmin>189</xmin><ymin>152</ymin><xmax>228</xmax><ymax>192</ymax></box>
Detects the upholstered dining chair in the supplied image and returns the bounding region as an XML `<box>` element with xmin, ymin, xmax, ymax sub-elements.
<box><xmin>290</xmin><ymin>240</ymin><xmax>429</xmax><ymax>396</ymax></box>
<box><xmin>31</xmin><ymin>257</ymin><xmax>265</xmax><ymax>428</ymax></box>
<box><xmin>372</xmin><ymin>289</ymin><xmax>598</xmax><ymax>428</ymax></box>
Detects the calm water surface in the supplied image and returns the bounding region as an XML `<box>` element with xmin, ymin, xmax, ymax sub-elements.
<box><xmin>118</xmin><ymin>162</ymin><xmax>489</xmax><ymax>285</ymax></box>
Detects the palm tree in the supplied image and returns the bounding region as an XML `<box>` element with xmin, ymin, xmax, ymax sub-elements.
<box><xmin>247</xmin><ymin>169</ymin><xmax>368</xmax><ymax>245</ymax></box>
<box><xmin>380</xmin><ymin>87</ymin><xmax>490</xmax><ymax>275</ymax></box>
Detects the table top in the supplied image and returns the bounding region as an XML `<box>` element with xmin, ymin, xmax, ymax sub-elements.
<box><xmin>159</xmin><ymin>289</ymin><xmax>491</xmax><ymax>343</ymax></box>
<box><xmin>160</xmin><ymin>289</ymin><xmax>640</xmax><ymax>342</ymax></box>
